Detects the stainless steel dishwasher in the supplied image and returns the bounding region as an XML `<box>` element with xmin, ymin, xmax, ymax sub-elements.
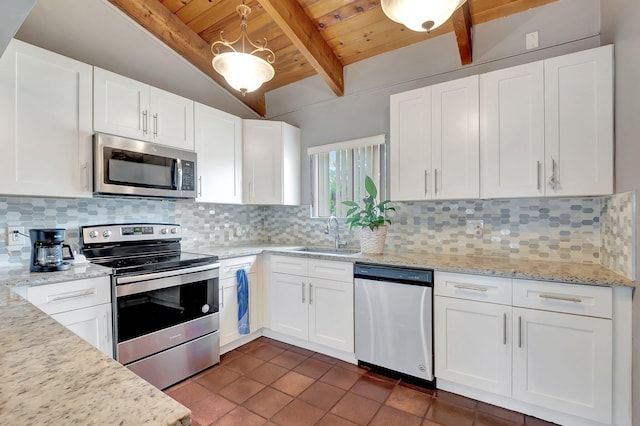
<box><xmin>354</xmin><ymin>263</ymin><xmax>434</xmax><ymax>385</ymax></box>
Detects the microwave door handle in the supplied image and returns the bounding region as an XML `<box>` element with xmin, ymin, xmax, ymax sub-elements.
<box><xmin>173</xmin><ymin>159</ymin><xmax>182</xmax><ymax>190</ymax></box>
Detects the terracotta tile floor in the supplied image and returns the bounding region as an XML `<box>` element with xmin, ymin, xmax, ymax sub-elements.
<box><xmin>164</xmin><ymin>337</ymin><xmax>557</xmax><ymax>426</ymax></box>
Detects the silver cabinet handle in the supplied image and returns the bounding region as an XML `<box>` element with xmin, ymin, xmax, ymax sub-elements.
<box><xmin>424</xmin><ymin>170</ymin><xmax>428</xmax><ymax>196</ymax></box>
<box><xmin>198</xmin><ymin>176</ymin><xmax>203</xmax><ymax>197</ymax></box>
<box><xmin>104</xmin><ymin>310</ymin><xmax>110</xmax><ymax>346</ymax></box>
<box><xmin>539</xmin><ymin>294</ymin><xmax>582</xmax><ymax>303</ymax></box>
<box><xmin>49</xmin><ymin>289</ymin><xmax>95</xmax><ymax>302</ymax></box>
<box><xmin>503</xmin><ymin>313</ymin><xmax>507</xmax><ymax>345</ymax></box>
<box><xmin>309</xmin><ymin>283</ymin><xmax>313</xmax><ymax>304</ymax></box>
<box><xmin>434</xmin><ymin>169</ymin><xmax>438</xmax><ymax>196</ymax></box>
<box><xmin>142</xmin><ymin>110</ymin><xmax>148</xmax><ymax>135</ymax></box>
<box><xmin>536</xmin><ymin>161</ymin><xmax>541</xmax><ymax>191</ymax></box>
<box><xmin>82</xmin><ymin>162</ymin><xmax>89</xmax><ymax>191</ymax></box>
<box><xmin>153</xmin><ymin>113</ymin><xmax>158</xmax><ymax>137</ymax></box>
<box><xmin>548</xmin><ymin>157</ymin><xmax>558</xmax><ymax>190</ymax></box>
<box><xmin>301</xmin><ymin>282</ymin><xmax>306</xmax><ymax>304</ymax></box>
<box><xmin>453</xmin><ymin>284</ymin><xmax>488</xmax><ymax>292</ymax></box>
<box><xmin>518</xmin><ymin>316</ymin><xmax>522</xmax><ymax>348</ymax></box>
<box><xmin>220</xmin><ymin>287</ymin><xmax>224</xmax><ymax>308</ymax></box>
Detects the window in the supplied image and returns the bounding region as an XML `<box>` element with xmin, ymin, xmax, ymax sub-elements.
<box><xmin>309</xmin><ymin>135</ymin><xmax>387</xmax><ymax>218</ymax></box>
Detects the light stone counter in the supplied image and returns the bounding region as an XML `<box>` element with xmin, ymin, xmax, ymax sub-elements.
<box><xmin>0</xmin><ymin>263</ymin><xmax>191</xmax><ymax>425</ymax></box>
<box><xmin>194</xmin><ymin>244</ymin><xmax>634</xmax><ymax>287</ymax></box>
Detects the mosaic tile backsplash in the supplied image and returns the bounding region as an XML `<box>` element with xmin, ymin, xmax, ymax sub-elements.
<box><xmin>0</xmin><ymin>193</ymin><xmax>635</xmax><ymax>279</ymax></box>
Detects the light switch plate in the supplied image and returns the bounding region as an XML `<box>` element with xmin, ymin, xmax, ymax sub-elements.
<box><xmin>466</xmin><ymin>220</ymin><xmax>483</xmax><ymax>238</ymax></box>
<box><xmin>526</xmin><ymin>31</ymin><xmax>539</xmax><ymax>49</ymax></box>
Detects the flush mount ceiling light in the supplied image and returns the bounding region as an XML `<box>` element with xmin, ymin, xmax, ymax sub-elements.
<box><xmin>381</xmin><ymin>0</ymin><xmax>466</xmax><ymax>32</ymax></box>
<box><xmin>210</xmin><ymin>2</ymin><xmax>275</xmax><ymax>95</ymax></box>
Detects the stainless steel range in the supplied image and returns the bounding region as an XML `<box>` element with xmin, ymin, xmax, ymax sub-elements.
<box><xmin>81</xmin><ymin>223</ymin><xmax>220</xmax><ymax>389</ymax></box>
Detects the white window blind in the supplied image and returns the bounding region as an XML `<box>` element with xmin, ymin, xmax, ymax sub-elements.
<box><xmin>309</xmin><ymin>135</ymin><xmax>387</xmax><ymax>218</ymax></box>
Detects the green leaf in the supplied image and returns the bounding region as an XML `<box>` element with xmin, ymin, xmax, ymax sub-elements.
<box><xmin>364</xmin><ymin>176</ymin><xmax>377</xmax><ymax>198</ymax></box>
<box><xmin>342</xmin><ymin>200</ymin><xmax>359</xmax><ymax>207</ymax></box>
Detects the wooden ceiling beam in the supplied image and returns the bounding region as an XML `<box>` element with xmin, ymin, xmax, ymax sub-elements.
<box><xmin>107</xmin><ymin>0</ymin><xmax>267</xmax><ymax>117</ymax></box>
<box><xmin>452</xmin><ymin>1</ymin><xmax>473</xmax><ymax>65</ymax></box>
<box><xmin>258</xmin><ymin>0</ymin><xmax>345</xmax><ymax>96</ymax></box>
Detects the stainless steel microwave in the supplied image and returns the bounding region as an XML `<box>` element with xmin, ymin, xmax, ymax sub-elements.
<box><xmin>93</xmin><ymin>133</ymin><xmax>197</xmax><ymax>199</ymax></box>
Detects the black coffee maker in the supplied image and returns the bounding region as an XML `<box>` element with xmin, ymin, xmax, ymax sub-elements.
<box><xmin>29</xmin><ymin>229</ymin><xmax>75</xmax><ymax>272</ymax></box>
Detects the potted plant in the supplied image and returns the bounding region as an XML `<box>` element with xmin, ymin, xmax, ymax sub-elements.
<box><xmin>343</xmin><ymin>176</ymin><xmax>395</xmax><ymax>254</ymax></box>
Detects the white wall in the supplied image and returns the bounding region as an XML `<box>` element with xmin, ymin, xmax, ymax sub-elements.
<box><xmin>0</xmin><ymin>0</ymin><xmax>35</xmax><ymax>56</ymax></box>
<box><xmin>267</xmin><ymin>0</ymin><xmax>602</xmax><ymax>205</ymax></box>
<box><xmin>600</xmin><ymin>1</ymin><xmax>640</xmax><ymax>424</ymax></box>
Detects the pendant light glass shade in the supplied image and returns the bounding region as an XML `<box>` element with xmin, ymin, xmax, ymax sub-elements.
<box><xmin>381</xmin><ymin>0</ymin><xmax>466</xmax><ymax>32</ymax></box>
<box><xmin>212</xmin><ymin>52</ymin><xmax>275</xmax><ymax>95</ymax></box>
<box><xmin>210</xmin><ymin>3</ymin><xmax>275</xmax><ymax>95</ymax></box>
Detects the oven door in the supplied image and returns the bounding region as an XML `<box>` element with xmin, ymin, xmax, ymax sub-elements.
<box><xmin>114</xmin><ymin>265</ymin><xmax>219</xmax><ymax>365</ymax></box>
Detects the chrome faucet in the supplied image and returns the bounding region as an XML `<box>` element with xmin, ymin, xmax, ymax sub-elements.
<box><xmin>324</xmin><ymin>216</ymin><xmax>347</xmax><ymax>249</ymax></box>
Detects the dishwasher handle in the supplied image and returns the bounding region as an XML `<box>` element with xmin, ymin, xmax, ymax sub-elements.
<box><xmin>354</xmin><ymin>263</ymin><xmax>433</xmax><ymax>287</ymax></box>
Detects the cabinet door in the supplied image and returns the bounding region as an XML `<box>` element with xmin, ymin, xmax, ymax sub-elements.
<box><xmin>219</xmin><ymin>276</ymin><xmax>240</xmax><ymax>347</ymax></box>
<box><xmin>544</xmin><ymin>45</ymin><xmax>613</xmax><ymax>196</ymax></box>
<box><xmin>270</xmin><ymin>272</ymin><xmax>308</xmax><ymax>340</ymax></box>
<box><xmin>194</xmin><ymin>103</ymin><xmax>242</xmax><ymax>203</ymax></box>
<box><xmin>0</xmin><ymin>39</ymin><xmax>93</xmax><ymax>198</ymax></box>
<box><xmin>512</xmin><ymin>308</ymin><xmax>612</xmax><ymax>424</ymax></box>
<box><xmin>243</xmin><ymin>120</ymin><xmax>282</xmax><ymax>204</ymax></box>
<box><xmin>435</xmin><ymin>296</ymin><xmax>511</xmax><ymax>397</ymax></box>
<box><xmin>432</xmin><ymin>75</ymin><xmax>479</xmax><ymax>199</ymax></box>
<box><xmin>308</xmin><ymin>278</ymin><xmax>354</xmax><ymax>353</ymax></box>
<box><xmin>248</xmin><ymin>272</ymin><xmax>263</xmax><ymax>332</ymax></box>
<box><xmin>389</xmin><ymin>87</ymin><xmax>431</xmax><ymax>201</ymax></box>
<box><xmin>481</xmin><ymin>62</ymin><xmax>544</xmax><ymax>198</ymax></box>
<box><xmin>94</xmin><ymin>67</ymin><xmax>150</xmax><ymax>140</ymax></box>
<box><xmin>52</xmin><ymin>303</ymin><xmax>113</xmax><ymax>358</ymax></box>
<box><xmin>150</xmin><ymin>87</ymin><xmax>194</xmax><ymax>150</ymax></box>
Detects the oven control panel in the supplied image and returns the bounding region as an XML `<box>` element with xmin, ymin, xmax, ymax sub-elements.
<box><xmin>81</xmin><ymin>223</ymin><xmax>181</xmax><ymax>244</ymax></box>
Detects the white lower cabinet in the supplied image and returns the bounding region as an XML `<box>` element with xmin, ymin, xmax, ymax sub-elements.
<box><xmin>269</xmin><ymin>255</ymin><xmax>354</xmax><ymax>353</ymax></box>
<box><xmin>218</xmin><ymin>256</ymin><xmax>262</xmax><ymax>348</ymax></box>
<box><xmin>435</xmin><ymin>272</ymin><xmax>617</xmax><ymax>426</ymax></box>
<box><xmin>16</xmin><ymin>276</ymin><xmax>113</xmax><ymax>358</ymax></box>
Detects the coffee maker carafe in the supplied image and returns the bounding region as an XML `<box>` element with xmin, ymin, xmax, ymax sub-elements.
<box><xmin>30</xmin><ymin>229</ymin><xmax>75</xmax><ymax>272</ymax></box>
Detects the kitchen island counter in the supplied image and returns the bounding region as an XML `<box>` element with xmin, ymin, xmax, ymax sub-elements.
<box><xmin>0</xmin><ymin>265</ymin><xmax>191</xmax><ymax>426</ymax></box>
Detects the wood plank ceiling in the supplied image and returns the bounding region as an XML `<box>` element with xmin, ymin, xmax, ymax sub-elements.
<box><xmin>108</xmin><ymin>0</ymin><xmax>558</xmax><ymax>116</ymax></box>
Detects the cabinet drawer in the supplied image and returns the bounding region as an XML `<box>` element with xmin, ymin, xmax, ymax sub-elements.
<box><xmin>308</xmin><ymin>259</ymin><xmax>353</xmax><ymax>283</ymax></box>
<box><xmin>271</xmin><ymin>255</ymin><xmax>308</xmax><ymax>276</ymax></box>
<box><xmin>513</xmin><ymin>280</ymin><xmax>612</xmax><ymax>319</ymax></box>
<box><xmin>26</xmin><ymin>276</ymin><xmax>111</xmax><ymax>315</ymax></box>
<box><xmin>220</xmin><ymin>255</ymin><xmax>259</xmax><ymax>279</ymax></box>
<box><xmin>435</xmin><ymin>272</ymin><xmax>512</xmax><ymax>305</ymax></box>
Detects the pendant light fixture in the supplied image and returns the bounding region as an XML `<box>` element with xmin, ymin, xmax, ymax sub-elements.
<box><xmin>210</xmin><ymin>2</ymin><xmax>275</xmax><ymax>95</ymax></box>
<box><xmin>381</xmin><ymin>0</ymin><xmax>466</xmax><ymax>32</ymax></box>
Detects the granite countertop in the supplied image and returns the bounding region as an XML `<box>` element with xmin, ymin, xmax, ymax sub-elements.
<box><xmin>0</xmin><ymin>264</ymin><xmax>191</xmax><ymax>425</ymax></box>
<box><xmin>195</xmin><ymin>244</ymin><xmax>634</xmax><ymax>287</ymax></box>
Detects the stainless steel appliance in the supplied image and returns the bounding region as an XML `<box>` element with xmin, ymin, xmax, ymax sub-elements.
<box><xmin>354</xmin><ymin>263</ymin><xmax>435</xmax><ymax>386</ymax></box>
<box><xmin>81</xmin><ymin>223</ymin><xmax>219</xmax><ymax>389</ymax></box>
<box><xmin>29</xmin><ymin>228</ymin><xmax>74</xmax><ymax>272</ymax></box>
<box><xmin>93</xmin><ymin>133</ymin><xmax>197</xmax><ymax>199</ymax></box>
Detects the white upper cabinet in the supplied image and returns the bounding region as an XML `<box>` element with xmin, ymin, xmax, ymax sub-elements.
<box><xmin>481</xmin><ymin>62</ymin><xmax>545</xmax><ymax>198</ymax></box>
<box><xmin>94</xmin><ymin>67</ymin><xmax>194</xmax><ymax>150</ymax></box>
<box><xmin>432</xmin><ymin>75</ymin><xmax>479</xmax><ymax>199</ymax></box>
<box><xmin>544</xmin><ymin>45</ymin><xmax>613</xmax><ymax>196</ymax></box>
<box><xmin>481</xmin><ymin>45</ymin><xmax>613</xmax><ymax>198</ymax></box>
<box><xmin>243</xmin><ymin>120</ymin><xmax>300</xmax><ymax>205</ymax></box>
<box><xmin>194</xmin><ymin>102</ymin><xmax>242</xmax><ymax>204</ymax></box>
<box><xmin>0</xmin><ymin>39</ymin><xmax>93</xmax><ymax>198</ymax></box>
<box><xmin>390</xmin><ymin>76</ymin><xmax>479</xmax><ymax>201</ymax></box>
<box><xmin>390</xmin><ymin>86</ymin><xmax>432</xmax><ymax>201</ymax></box>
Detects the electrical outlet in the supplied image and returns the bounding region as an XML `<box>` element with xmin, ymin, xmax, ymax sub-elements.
<box><xmin>466</xmin><ymin>220</ymin><xmax>483</xmax><ymax>238</ymax></box>
<box><xmin>6</xmin><ymin>226</ymin><xmax>25</xmax><ymax>246</ymax></box>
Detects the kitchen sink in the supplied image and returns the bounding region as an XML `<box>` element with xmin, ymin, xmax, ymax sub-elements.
<box><xmin>290</xmin><ymin>247</ymin><xmax>360</xmax><ymax>256</ymax></box>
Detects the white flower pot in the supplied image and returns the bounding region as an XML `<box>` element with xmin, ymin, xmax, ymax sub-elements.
<box><xmin>359</xmin><ymin>225</ymin><xmax>388</xmax><ymax>254</ymax></box>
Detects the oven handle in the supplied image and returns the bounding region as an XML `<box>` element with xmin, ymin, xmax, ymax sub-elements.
<box><xmin>116</xmin><ymin>263</ymin><xmax>220</xmax><ymax>285</ymax></box>
<box><xmin>116</xmin><ymin>265</ymin><xmax>220</xmax><ymax>297</ymax></box>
